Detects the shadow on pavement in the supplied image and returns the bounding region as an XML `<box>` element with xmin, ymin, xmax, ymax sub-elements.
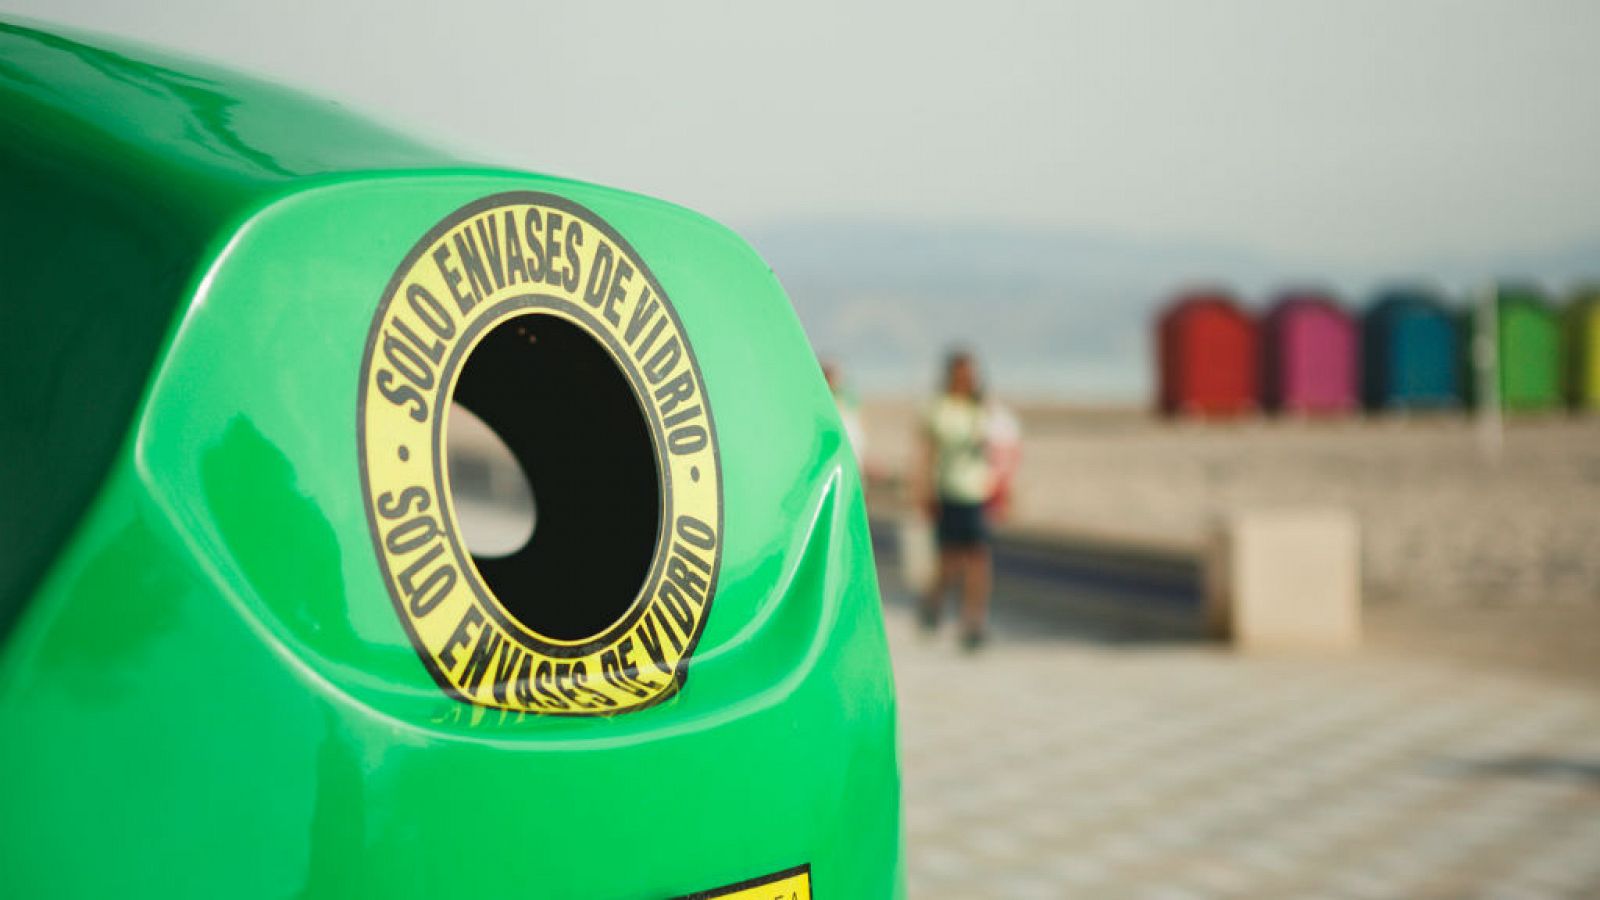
<box><xmin>870</xmin><ymin>520</ymin><xmax>1213</xmax><ymax>646</ymax></box>
<box><xmin>1430</xmin><ymin>755</ymin><xmax>1600</xmax><ymax>788</ymax></box>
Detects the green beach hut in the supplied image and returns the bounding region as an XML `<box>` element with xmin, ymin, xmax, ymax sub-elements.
<box><xmin>1565</xmin><ymin>288</ymin><xmax>1600</xmax><ymax>412</ymax></box>
<box><xmin>1480</xmin><ymin>286</ymin><xmax>1564</xmax><ymax>412</ymax></box>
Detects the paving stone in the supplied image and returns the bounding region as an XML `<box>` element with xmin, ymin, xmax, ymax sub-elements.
<box><xmin>889</xmin><ymin>601</ymin><xmax>1600</xmax><ymax>898</ymax></box>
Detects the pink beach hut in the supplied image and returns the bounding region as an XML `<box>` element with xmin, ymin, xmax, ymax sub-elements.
<box><xmin>1261</xmin><ymin>292</ymin><xmax>1358</xmax><ymax>414</ymax></box>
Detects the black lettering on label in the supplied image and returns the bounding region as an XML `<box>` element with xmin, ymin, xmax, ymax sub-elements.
<box><xmin>491</xmin><ymin>641</ymin><xmax>524</xmax><ymax>706</ymax></box>
<box><xmin>624</xmin><ymin>286</ymin><xmax>659</xmax><ymax>346</ymax></box>
<box><xmin>605</xmin><ymin>258</ymin><xmax>634</xmax><ymax>329</ymax></box>
<box><xmin>376</xmin><ymin>370</ymin><xmax>428</xmax><ymax>422</ymax></box>
<box><xmin>433</xmin><ymin>244</ymin><xmax>474</xmax><ymax>314</ymax></box>
<box><xmin>672</xmin><ymin>539</ymin><xmax>713</xmax><ymax>575</ymax></box>
<box><xmin>572</xmin><ymin>661</ymin><xmax>616</xmax><ymax>708</ymax></box>
<box><xmin>534</xmin><ymin>660</ymin><xmax>568</xmax><ymax>709</ymax></box>
<box><xmin>377</xmin><ymin>486</ymin><xmax>431</xmax><ymax>519</ymax></box>
<box><xmin>635</xmin><ymin>615</ymin><xmax>672</xmax><ymax>676</ymax></box>
<box><xmin>655</xmin><ymin>607</ymin><xmax>685</xmax><ymax>654</ymax></box>
<box><xmin>667</xmin><ymin>424</ymin><xmax>709</xmax><ymax>455</ymax></box>
<box><xmin>406</xmin><ymin>283</ymin><xmax>456</xmax><ymax>341</ymax></box>
<box><xmin>474</xmin><ymin>215</ymin><xmax>506</xmax><ymax>291</ymax></box>
<box><xmin>654</xmin><ymin>371</ymin><xmax>695</xmax><ymax>416</ymax></box>
<box><xmin>523</xmin><ymin>208</ymin><xmax>548</xmax><ymax>281</ymax></box>
<box><xmin>382</xmin><ymin>331</ymin><xmax>436</xmax><ymax>391</ymax></box>
<box><xmin>615</xmin><ymin>637</ymin><xmax>636</xmax><ymax>668</ymax></box>
<box><xmin>636</xmin><ymin>315</ymin><xmax>668</xmax><ymax>362</ymax></box>
<box><xmin>583</xmin><ymin>241</ymin><xmax>615</xmax><ymax>311</ymax></box>
<box><xmin>675</xmin><ymin>514</ymin><xmax>718</xmax><ymax>551</ymax></box>
<box><xmin>502</xmin><ymin>211</ymin><xmax>528</xmax><ymax>285</ymax></box>
<box><xmin>545</xmin><ymin>213</ymin><xmax>565</xmax><ymax>286</ymax></box>
<box><xmin>615</xmin><ymin>637</ymin><xmax>655</xmax><ymax>687</ymax></box>
<box><xmin>662</xmin><ymin>404</ymin><xmax>702</xmax><ymax>429</ymax></box>
<box><xmin>600</xmin><ymin>650</ymin><xmax>648</xmax><ymax>698</ymax></box>
<box><xmin>385</xmin><ymin>515</ymin><xmax>441</xmax><ymax>555</ymax></box>
<box><xmin>512</xmin><ymin>653</ymin><xmax>540</xmax><ymax>708</ymax></box>
<box><xmin>453</xmin><ymin>228</ymin><xmax>495</xmax><ymax>303</ymax></box>
<box><xmin>459</xmin><ymin>621</ymin><xmax>503</xmax><ymax>696</ymax></box>
<box><xmin>599</xmin><ymin>649</ymin><xmax>628</xmax><ymax>694</ymax></box>
<box><xmin>402</xmin><ymin>554</ymin><xmax>454</xmax><ymax>617</ymax></box>
<box><xmin>665</xmin><ymin>554</ymin><xmax>708</xmax><ymax>606</ymax></box>
<box><xmin>396</xmin><ymin>538</ymin><xmax>444</xmax><ymax>591</ymax></box>
<box><xmin>659</xmin><ymin>582</ymin><xmax>695</xmax><ymax>637</ymax></box>
<box><xmin>392</xmin><ymin>318</ymin><xmax>445</xmax><ymax>366</ymax></box>
<box><xmin>563</xmin><ymin>220</ymin><xmax>583</xmax><ymax>293</ymax></box>
<box><xmin>439</xmin><ymin>605</ymin><xmax>484</xmax><ymax>671</ymax></box>
<box><xmin>553</xmin><ymin>662</ymin><xmax>585</xmax><ymax>707</ymax></box>
<box><xmin>643</xmin><ymin>335</ymin><xmax>681</xmax><ymax>384</ymax></box>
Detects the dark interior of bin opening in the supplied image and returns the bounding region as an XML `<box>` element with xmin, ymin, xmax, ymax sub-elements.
<box><xmin>451</xmin><ymin>312</ymin><xmax>659</xmax><ymax>642</ymax></box>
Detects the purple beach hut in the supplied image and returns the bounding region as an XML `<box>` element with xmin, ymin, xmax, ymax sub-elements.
<box><xmin>1261</xmin><ymin>292</ymin><xmax>1358</xmax><ymax>414</ymax></box>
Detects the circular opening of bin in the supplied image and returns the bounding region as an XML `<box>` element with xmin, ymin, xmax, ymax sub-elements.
<box><xmin>447</xmin><ymin>312</ymin><xmax>660</xmax><ymax>643</ymax></box>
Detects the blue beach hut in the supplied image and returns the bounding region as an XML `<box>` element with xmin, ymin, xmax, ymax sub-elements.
<box><xmin>1362</xmin><ymin>289</ymin><xmax>1463</xmax><ymax>410</ymax></box>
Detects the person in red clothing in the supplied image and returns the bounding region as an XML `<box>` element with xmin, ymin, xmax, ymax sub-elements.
<box><xmin>983</xmin><ymin>399</ymin><xmax>1022</xmax><ymax>524</ymax></box>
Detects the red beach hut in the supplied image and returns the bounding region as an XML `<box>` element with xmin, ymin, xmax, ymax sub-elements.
<box><xmin>1261</xmin><ymin>292</ymin><xmax>1358</xmax><ymax>414</ymax></box>
<box><xmin>1157</xmin><ymin>291</ymin><xmax>1258</xmax><ymax>417</ymax></box>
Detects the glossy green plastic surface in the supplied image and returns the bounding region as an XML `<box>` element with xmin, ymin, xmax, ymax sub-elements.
<box><xmin>0</xmin><ymin>21</ymin><xmax>901</xmax><ymax>899</ymax></box>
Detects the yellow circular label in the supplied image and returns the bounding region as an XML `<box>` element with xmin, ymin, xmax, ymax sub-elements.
<box><xmin>358</xmin><ymin>192</ymin><xmax>722</xmax><ymax>715</ymax></box>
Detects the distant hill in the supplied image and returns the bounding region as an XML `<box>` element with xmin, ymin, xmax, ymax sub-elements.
<box><xmin>742</xmin><ymin>221</ymin><xmax>1600</xmax><ymax>402</ymax></box>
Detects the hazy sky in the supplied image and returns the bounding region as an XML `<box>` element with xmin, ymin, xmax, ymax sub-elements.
<box><xmin>8</xmin><ymin>0</ymin><xmax>1600</xmax><ymax>269</ymax></box>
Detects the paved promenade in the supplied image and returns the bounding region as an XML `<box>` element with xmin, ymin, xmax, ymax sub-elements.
<box><xmin>891</xmin><ymin>597</ymin><xmax>1600</xmax><ymax>898</ymax></box>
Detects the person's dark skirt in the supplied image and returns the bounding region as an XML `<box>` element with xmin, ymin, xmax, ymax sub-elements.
<box><xmin>935</xmin><ymin>500</ymin><xmax>988</xmax><ymax>548</ymax></box>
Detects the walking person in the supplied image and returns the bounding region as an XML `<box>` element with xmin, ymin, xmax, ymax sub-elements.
<box><xmin>914</xmin><ymin>349</ymin><xmax>993</xmax><ymax>650</ymax></box>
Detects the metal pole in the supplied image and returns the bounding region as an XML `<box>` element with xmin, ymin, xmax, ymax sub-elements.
<box><xmin>1475</xmin><ymin>281</ymin><xmax>1503</xmax><ymax>462</ymax></box>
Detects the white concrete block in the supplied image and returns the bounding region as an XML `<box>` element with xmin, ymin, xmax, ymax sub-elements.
<box><xmin>1207</xmin><ymin>508</ymin><xmax>1362</xmax><ymax>652</ymax></box>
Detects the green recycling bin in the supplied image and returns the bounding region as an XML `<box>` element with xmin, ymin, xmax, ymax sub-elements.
<box><xmin>0</xmin><ymin>20</ymin><xmax>901</xmax><ymax>899</ymax></box>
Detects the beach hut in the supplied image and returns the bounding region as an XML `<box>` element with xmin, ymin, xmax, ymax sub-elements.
<box><xmin>1362</xmin><ymin>289</ymin><xmax>1463</xmax><ymax>411</ymax></box>
<box><xmin>1492</xmin><ymin>286</ymin><xmax>1563</xmax><ymax>411</ymax></box>
<box><xmin>1261</xmin><ymin>292</ymin><xmax>1357</xmax><ymax>414</ymax></box>
<box><xmin>1564</xmin><ymin>289</ymin><xmax>1600</xmax><ymax>412</ymax></box>
<box><xmin>1157</xmin><ymin>291</ymin><xmax>1258</xmax><ymax>417</ymax></box>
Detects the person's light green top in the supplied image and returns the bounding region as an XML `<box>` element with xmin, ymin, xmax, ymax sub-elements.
<box><xmin>924</xmin><ymin>395</ymin><xmax>991</xmax><ymax>504</ymax></box>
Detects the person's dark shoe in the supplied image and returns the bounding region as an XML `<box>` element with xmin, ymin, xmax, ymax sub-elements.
<box><xmin>917</xmin><ymin>605</ymin><xmax>939</xmax><ymax>634</ymax></box>
<box><xmin>959</xmin><ymin>630</ymin><xmax>986</xmax><ymax>653</ymax></box>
